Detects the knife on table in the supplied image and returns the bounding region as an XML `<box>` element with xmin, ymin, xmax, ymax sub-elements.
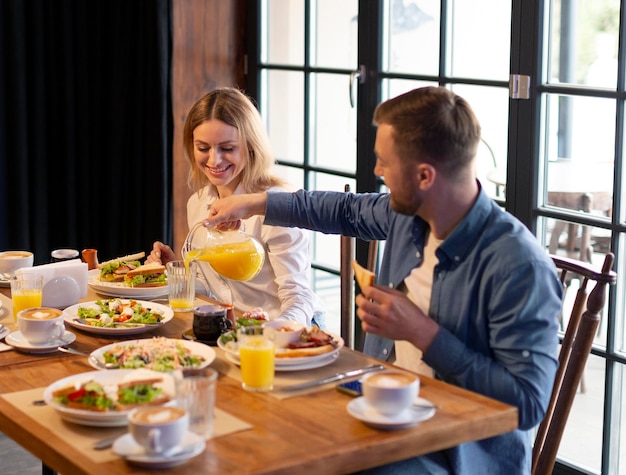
<box><xmin>275</xmin><ymin>364</ymin><xmax>385</xmax><ymax>392</ymax></box>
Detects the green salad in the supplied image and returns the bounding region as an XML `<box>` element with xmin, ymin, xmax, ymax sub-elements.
<box><xmin>77</xmin><ymin>299</ymin><xmax>164</xmax><ymax>327</ymax></box>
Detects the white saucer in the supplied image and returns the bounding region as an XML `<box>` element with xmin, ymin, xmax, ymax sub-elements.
<box><xmin>113</xmin><ymin>431</ymin><xmax>205</xmax><ymax>468</ymax></box>
<box><xmin>347</xmin><ymin>396</ymin><xmax>436</xmax><ymax>430</ymax></box>
<box><xmin>5</xmin><ymin>331</ymin><xmax>76</xmax><ymax>354</ymax></box>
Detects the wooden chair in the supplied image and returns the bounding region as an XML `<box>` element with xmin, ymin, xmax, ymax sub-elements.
<box><xmin>532</xmin><ymin>252</ymin><xmax>617</xmax><ymax>475</ymax></box>
<box><xmin>340</xmin><ymin>184</ymin><xmax>378</xmax><ymax>348</ymax></box>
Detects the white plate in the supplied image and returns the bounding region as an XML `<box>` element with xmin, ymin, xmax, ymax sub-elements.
<box><xmin>43</xmin><ymin>369</ymin><xmax>176</xmax><ymax>427</ymax></box>
<box><xmin>218</xmin><ymin>331</ymin><xmax>344</xmax><ymax>367</ymax></box>
<box><xmin>62</xmin><ymin>299</ymin><xmax>174</xmax><ymax>336</ymax></box>
<box><xmin>223</xmin><ymin>348</ymin><xmax>340</xmax><ymax>372</ymax></box>
<box><xmin>0</xmin><ymin>275</ymin><xmax>9</xmax><ymax>288</ymax></box>
<box><xmin>347</xmin><ymin>396</ymin><xmax>436</xmax><ymax>430</ymax></box>
<box><xmin>113</xmin><ymin>431</ymin><xmax>205</xmax><ymax>468</ymax></box>
<box><xmin>0</xmin><ymin>326</ymin><xmax>9</xmax><ymax>341</ymax></box>
<box><xmin>90</xmin><ymin>338</ymin><xmax>216</xmax><ymax>372</ymax></box>
<box><xmin>5</xmin><ymin>331</ymin><xmax>76</xmax><ymax>354</ymax></box>
<box><xmin>88</xmin><ymin>269</ymin><xmax>168</xmax><ymax>299</ymax></box>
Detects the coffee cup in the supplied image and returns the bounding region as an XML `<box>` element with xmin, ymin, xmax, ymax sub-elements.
<box><xmin>192</xmin><ymin>305</ymin><xmax>232</xmax><ymax>343</ymax></box>
<box><xmin>17</xmin><ymin>307</ymin><xmax>65</xmax><ymax>344</ymax></box>
<box><xmin>0</xmin><ymin>251</ymin><xmax>34</xmax><ymax>277</ymax></box>
<box><xmin>362</xmin><ymin>370</ymin><xmax>419</xmax><ymax>416</ymax></box>
<box><xmin>128</xmin><ymin>406</ymin><xmax>189</xmax><ymax>455</ymax></box>
<box><xmin>50</xmin><ymin>248</ymin><xmax>79</xmax><ymax>262</ymax></box>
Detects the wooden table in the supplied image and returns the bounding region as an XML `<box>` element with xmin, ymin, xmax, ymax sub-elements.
<box><xmin>0</xmin><ymin>287</ymin><xmax>518</xmax><ymax>474</ymax></box>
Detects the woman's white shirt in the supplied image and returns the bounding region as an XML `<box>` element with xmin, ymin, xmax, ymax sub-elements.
<box><xmin>186</xmin><ymin>184</ymin><xmax>324</xmax><ymax>326</ymax></box>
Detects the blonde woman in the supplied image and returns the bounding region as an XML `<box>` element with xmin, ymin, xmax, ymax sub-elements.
<box><xmin>148</xmin><ymin>87</ymin><xmax>324</xmax><ymax>326</ymax></box>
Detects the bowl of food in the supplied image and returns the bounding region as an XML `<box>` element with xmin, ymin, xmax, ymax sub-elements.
<box><xmin>262</xmin><ymin>320</ymin><xmax>305</xmax><ymax>348</ymax></box>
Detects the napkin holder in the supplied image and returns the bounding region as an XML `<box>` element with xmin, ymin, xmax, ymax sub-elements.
<box><xmin>16</xmin><ymin>259</ymin><xmax>88</xmax><ymax>309</ymax></box>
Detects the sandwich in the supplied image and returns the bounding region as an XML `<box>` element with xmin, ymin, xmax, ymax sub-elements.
<box><xmin>115</xmin><ymin>377</ymin><xmax>170</xmax><ymax>410</ymax></box>
<box><xmin>98</xmin><ymin>252</ymin><xmax>145</xmax><ymax>283</ymax></box>
<box><xmin>52</xmin><ymin>377</ymin><xmax>170</xmax><ymax>412</ymax></box>
<box><xmin>352</xmin><ymin>260</ymin><xmax>375</xmax><ymax>290</ymax></box>
<box><xmin>276</xmin><ymin>325</ymin><xmax>338</xmax><ymax>358</ymax></box>
<box><xmin>123</xmin><ymin>262</ymin><xmax>167</xmax><ymax>287</ymax></box>
<box><xmin>52</xmin><ymin>380</ymin><xmax>116</xmax><ymax>412</ymax></box>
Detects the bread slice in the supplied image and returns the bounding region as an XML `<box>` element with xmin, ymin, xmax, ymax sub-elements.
<box><xmin>125</xmin><ymin>262</ymin><xmax>165</xmax><ymax>277</ymax></box>
<box><xmin>352</xmin><ymin>260</ymin><xmax>375</xmax><ymax>289</ymax></box>
<box><xmin>97</xmin><ymin>251</ymin><xmax>146</xmax><ymax>269</ymax></box>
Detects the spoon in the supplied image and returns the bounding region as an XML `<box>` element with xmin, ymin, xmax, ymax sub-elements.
<box><xmin>57</xmin><ymin>346</ymin><xmax>120</xmax><ymax>369</ymax></box>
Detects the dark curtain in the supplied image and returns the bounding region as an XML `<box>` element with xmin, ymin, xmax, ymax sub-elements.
<box><xmin>0</xmin><ymin>0</ymin><xmax>173</xmax><ymax>265</ymax></box>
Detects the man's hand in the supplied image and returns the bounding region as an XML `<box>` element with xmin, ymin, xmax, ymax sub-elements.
<box><xmin>203</xmin><ymin>193</ymin><xmax>268</xmax><ymax>228</ymax></box>
<box><xmin>356</xmin><ymin>285</ymin><xmax>439</xmax><ymax>353</ymax></box>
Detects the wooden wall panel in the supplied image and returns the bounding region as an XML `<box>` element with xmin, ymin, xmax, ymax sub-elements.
<box><xmin>171</xmin><ymin>0</ymin><xmax>245</xmax><ymax>255</ymax></box>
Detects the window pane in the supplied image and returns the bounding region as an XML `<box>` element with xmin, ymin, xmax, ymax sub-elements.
<box><xmin>310</xmin><ymin>74</ymin><xmax>357</xmax><ymax>173</ymax></box>
<box><xmin>273</xmin><ymin>164</ymin><xmax>304</xmax><ymax>189</ymax></box>
<box><xmin>617</xmin><ymin>364</ymin><xmax>625</xmax><ymax>474</ymax></box>
<box><xmin>452</xmin><ymin>85</ymin><xmax>509</xmax><ymax>201</ymax></box>
<box><xmin>447</xmin><ymin>0</ymin><xmax>511</xmax><ymax>80</ymax></box>
<box><xmin>312</xmin><ymin>0</ymin><xmax>358</xmax><ymax>68</ymax></box>
<box><xmin>264</xmin><ymin>70</ymin><xmax>304</xmax><ymax>164</ymax></box>
<box><xmin>547</xmin><ymin>0</ymin><xmax>620</xmax><ymax>88</ymax></box>
<box><xmin>383</xmin><ymin>0</ymin><xmax>441</xmax><ymax>75</ymax></box>
<box><xmin>540</xmin><ymin>95</ymin><xmax>615</xmax><ymax>214</ymax></box>
<box><xmin>310</xmin><ymin>172</ymin><xmax>355</xmax><ymax>194</ymax></box>
<box><xmin>557</xmin><ymin>354</ymin><xmax>605</xmax><ymax>471</ymax></box>
<box><xmin>263</xmin><ymin>0</ymin><xmax>304</xmax><ymax>65</ymax></box>
<box><xmin>313</xmin><ymin>268</ymin><xmax>341</xmax><ymax>335</ymax></box>
<box><xmin>382</xmin><ymin>78</ymin><xmax>438</xmax><ymax>101</ymax></box>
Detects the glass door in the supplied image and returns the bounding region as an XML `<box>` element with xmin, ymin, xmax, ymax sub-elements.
<box><xmin>247</xmin><ymin>1</ymin><xmax>625</xmax><ymax>471</ymax></box>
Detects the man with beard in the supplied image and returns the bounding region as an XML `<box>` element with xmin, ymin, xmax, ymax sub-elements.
<box><xmin>202</xmin><ymin>86</ymin><xmax>562</xmax><ymax>475</ymax></box>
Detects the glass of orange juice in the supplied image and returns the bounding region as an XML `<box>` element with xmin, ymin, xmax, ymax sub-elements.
<box><xmin>10</xmin><ymin>273</ymin><xmax>44</xmax><ymax>322</ymax></box>
<box><xmin>237</xmin><ymin>325</ymin><xmax>275</xmax><ymax>392</ymax></box>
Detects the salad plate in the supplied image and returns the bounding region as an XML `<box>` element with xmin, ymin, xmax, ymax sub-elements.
<box><xmin>87</xmin><ymin>269</ymin><xmax>168</xmax><ymax>299</ymax></box>
<box><xmin>90</xmin><ymin>337</ymin><xmax>216</xmax><ymax>372</ymax></box>
<box><xmin>113</xmin><ymin>431</ymin><xmax>205</xmax><ymax>468</ymax></box>
<box><xmin>62</xmin><ymin>299</ymin><xmax>174</xmax><ymax>336</ymax></box>
<box><xmin>218</xmin><ymin>331</ymin><xmax>344</xmax><ymax>367</ymax></box>
<box><xmin>347</xmin><ymin>396</ymin><xmax>436</xmax><ymax>430</ymax></box>
<box><xmin>43</xmin><ymin>369</ymin><xmax>176</xmax><ymax>427</ymax></box>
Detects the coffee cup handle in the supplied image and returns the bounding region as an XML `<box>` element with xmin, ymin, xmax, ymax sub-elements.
<box><xmin>52</xmin><ymin>322</ymin><xmax>66</xmax><ymax>341</ymax></box>
<box><xmin>147</xmin><ymin>428</ymin><xmax>162</xmax><ymax>453</ymax></box>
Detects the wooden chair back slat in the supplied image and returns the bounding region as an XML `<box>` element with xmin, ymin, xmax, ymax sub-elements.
<box><xmin>532</xmin><ymin>252</ymin><xmax>616</xmax><ymax>475</ymax></box>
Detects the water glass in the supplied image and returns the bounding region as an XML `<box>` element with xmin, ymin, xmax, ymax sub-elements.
<box><xmin>176</xmin><ymin>367</ymin><xmax>218</xmax><ymax>438</ymax></box>
<box><xmin>167</xmin><ymin>260</ymin><xmax>196</xmax><ymax>312</ymax></box>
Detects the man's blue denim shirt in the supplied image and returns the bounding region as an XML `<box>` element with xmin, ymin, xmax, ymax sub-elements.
<box><xmin>265</xmin><ymin>185</ymin><xmax>562</xmax><ymax>475</ymax></box>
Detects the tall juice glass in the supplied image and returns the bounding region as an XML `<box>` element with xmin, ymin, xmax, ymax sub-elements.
<box><xmin>167</xmin><ymin>260</ymin><xmax>197</xmax><ymax>312</ymax></box>
<box><xmin>10</xmin><ymin>273</ymin><xmax>44</xmax><ymax>322</ymax></box>
<box><xmin>238</xmin><ymin>326</ymin><xmax>275</xmax><ymax>392</ymax></box>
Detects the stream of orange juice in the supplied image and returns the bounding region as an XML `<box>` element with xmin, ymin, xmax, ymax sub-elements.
<box><xmin>184</xmin><ymin>241</ymin><xmax>264</xmax><ymax>281</ymax></box>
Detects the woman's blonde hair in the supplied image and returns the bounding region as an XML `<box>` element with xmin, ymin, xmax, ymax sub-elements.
<box><xmin>184</xmin><ymin>87</ymin><xmax>284</xmax><ymax>194</ymax></box>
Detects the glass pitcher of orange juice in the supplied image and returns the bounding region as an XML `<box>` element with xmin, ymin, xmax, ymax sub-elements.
<box><xmin>182</xmin><ymin>222</ymin><xmax>265</xmax><ymax>281</ymax></box>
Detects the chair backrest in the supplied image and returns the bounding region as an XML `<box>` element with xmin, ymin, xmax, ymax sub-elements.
<box><xmin>340</xmin><ymin>184</ymin><xmax>378</xmax><ymax>348</ymax></box>
<box><xmin>532</xmin><ymin>252</ymin><xmax>617</xmax><ymax>475</ymax></box>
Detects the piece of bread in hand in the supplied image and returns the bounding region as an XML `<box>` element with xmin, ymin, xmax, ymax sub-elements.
<box><xmin>352</xmin><ymin>260</ymin><xmax>375</xmax><ymax>289</ymax></box>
